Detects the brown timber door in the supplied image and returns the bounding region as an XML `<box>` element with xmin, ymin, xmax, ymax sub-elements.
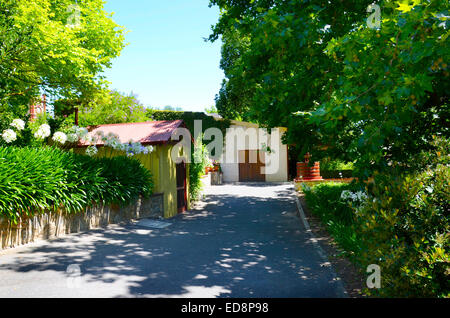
<box><xmin>239</xmin><ymin>150</ymin><xmax>266</xmax><ymax>182</ymax></box>
<box><xmin>176</xmin><ymin>162</ymin><xmax>187</xmax><ymax>213</ymax></box>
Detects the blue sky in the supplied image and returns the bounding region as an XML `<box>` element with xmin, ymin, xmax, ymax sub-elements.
<box><xmin>102</xmin><ymin>0</ymin><xmax>224</xmax><ymax>112</ymax></box>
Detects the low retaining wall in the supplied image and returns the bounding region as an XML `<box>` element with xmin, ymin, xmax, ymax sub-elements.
<box><xmin>0</xmin><ymin>193</ymin><xmax>164</xmax><ymax>250</ymax></box>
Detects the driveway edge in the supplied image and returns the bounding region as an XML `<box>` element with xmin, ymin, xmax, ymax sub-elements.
<box><xmin>293</xmin><ymin>192</ymin><xmax>349</xmax><ymax>298</ymax></box>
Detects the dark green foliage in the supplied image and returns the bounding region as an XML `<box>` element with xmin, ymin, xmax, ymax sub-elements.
<box><xmin>0</xmin><ymin>146</ymin><xmax>153</xmax><ymax>223</ymax></box>
<box><xmin>303</xmin><ymin>138</ymin><xmax>450</xmax><ymax>297</ymax></box>
<box><xmin>303</xmin><ymin>182</ymin><xmax>363</xmax><ymax>257</ymax></box>
<box><xmin>354</xmin><ymin>138</ymin><xmax>450</xmax><ymax>298</ymax></box>
<box><xmin>209</xmin><ymin>0</ymin><xmax>449</xmax><ymax>178</ymax></box>
<box><xmin>148</xmin><ymin>110</ymin><xmax>231</xmax><ymax>137</ymax></box>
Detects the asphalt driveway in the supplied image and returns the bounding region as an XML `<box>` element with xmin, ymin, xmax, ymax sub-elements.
<box><xmin>0</xmin><ymin>183</ymin><xmax>346</xmax><ymax>298</ymax></box>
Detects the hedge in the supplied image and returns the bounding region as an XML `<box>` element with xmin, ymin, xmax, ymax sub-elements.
<box><xmin>147</xmin><ymin>110</ymin><xmax>230</xmax><ymax>137</ymax></box>
<box><xmin>0</xmin><ymin>146</ymin><xmax>154</xmax><ymax>223</ymax></box>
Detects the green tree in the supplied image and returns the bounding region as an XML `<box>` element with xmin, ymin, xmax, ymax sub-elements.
<box><xmin>209</xmin><ymin>0</ymin><xmax>449</xmax><ymax>177</ymax></box>
<box><xmin>73</xmin><ymin>90</ymin><xmax>148</xmax><ymax>126</ymax></box>
<box><xmin>0</xmin><ymin>0</ymin><xmax>125</xmax><ymax>117</ymax></box>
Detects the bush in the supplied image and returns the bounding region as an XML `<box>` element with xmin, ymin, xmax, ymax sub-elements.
<box><xmin>320</xmin><ymin>170</ymin><xmax>354</xmax><ymax>179</ymax></box>
<box><xmin>320</xmin><ymin>158</ymin><xmax>354</xmax><ymax>171</ymax></box>
<box><xmin>303</xmin><ymin>138</ymin><xmax>450</xmax><ymax>297</ymax></box>
<box><xmin>303</xmin><ymin>182</ymin><xmax>364</xmax><ymax>258</ymax></box>
<box><xmin>0</xmin><ymin>146</ymin><xmax>153</xmax><ymax>223</ymax></box>
<box><xmin>356</xmin><ymin>165</ymin><xmax>449</xmax><ymax>298</ymax></box>
<box><xmin>189</xmin><ymin>136</ymin><xmax>210</xmax><ymax>202</ymax></box>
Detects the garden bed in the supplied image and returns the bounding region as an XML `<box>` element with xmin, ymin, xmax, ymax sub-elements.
<box><xmin>297</xmin><ymin>192</ymin><xmax>367</xmax><ymax>298</ymax></box>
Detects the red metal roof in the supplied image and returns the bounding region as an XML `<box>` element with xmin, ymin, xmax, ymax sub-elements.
<box><xmin>78</xmin><ymin>120</ymin><xmax>186</xmax><ymax>147</ymax></box>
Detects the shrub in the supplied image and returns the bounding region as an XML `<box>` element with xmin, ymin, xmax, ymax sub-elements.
<box><xmin>320</xmin><ymin>158</ymin><xmax>354</xmax><ymax>171</ymax></box>
<box><xmin>302</xmin><ymin>182</ymin><xmax>364</xmax><ymax>257</ymax></box>
<box><xmin>356</xmin><ymin>165</ymin><xmax>449</xmax><ymax>298</ymax></box>
<box><xmin>0</xmin><ymin>146</ymin><xmax>153</xmax><ymax>223</ymax></box>
<box><xmin>303</xmin><ymin>138</ymin><xmax>450</xmax><ymax>298</ymax></box>
<box><xmin>189</xmin><ymin>136</ymin><xmax>210</xmax><ymax>202</ymax></box>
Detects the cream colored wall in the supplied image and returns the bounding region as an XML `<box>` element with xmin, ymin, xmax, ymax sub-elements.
<box><xmin>221</xmin><ymin>123</ymin><xmax>288</xmax><ymax>182</ymax></box>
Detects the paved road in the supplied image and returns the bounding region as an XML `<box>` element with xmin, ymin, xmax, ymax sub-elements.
<box><xmin>0</xmin><ymin>183</ymin><xmax>346</xmax><ymax>298</ymax></box>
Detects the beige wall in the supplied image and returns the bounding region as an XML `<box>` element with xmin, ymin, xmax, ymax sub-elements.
<box><xmin>221</xmin><ymin>122</ymin><xmax>288</xmax><ymax>182</ymax></box>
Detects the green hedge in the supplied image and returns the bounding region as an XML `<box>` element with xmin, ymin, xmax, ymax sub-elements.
<box><xmin>0</xmin><ymin>146</ymin><xmax>154</xmax><ymax>223</ymax></box>
<box><xmin>148</xmin><ymin>110</ymin><xmax>230</xmax><ymax>137</ymax></box>
<box><xmin>320</xmin><ymin>170</ymin><xmax>354</xmax><ymax>179</ymax></box>
<box><xmin>303</xmin><ymin>182</ymin><xmax>363</xmax><ymax>258</ymax></box>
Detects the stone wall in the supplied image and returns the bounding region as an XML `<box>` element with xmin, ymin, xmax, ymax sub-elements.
<box><xmin>0</xmin><ymin>193</ymin><xmax>164</xmax><ymax>250</ymax></box>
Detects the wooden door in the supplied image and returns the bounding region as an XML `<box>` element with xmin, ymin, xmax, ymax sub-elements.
<box><xmin>176</xmin><ymin>162</ymin><xmax>187</xmax><ymax>213</ymax></box>
<box><xmin>239</xmin><ymin>150</ymin><xmax>266</xmax><ymax>182</ymax></box>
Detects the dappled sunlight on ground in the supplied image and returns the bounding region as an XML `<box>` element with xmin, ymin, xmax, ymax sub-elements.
<box><xmin>0</xmin><ymin>183</ymin><xmax>345</xmax><ymax>298</ymax></box>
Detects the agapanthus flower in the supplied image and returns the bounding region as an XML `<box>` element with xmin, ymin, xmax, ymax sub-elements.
<box><xmin>83</xmin><ymin>135</ymin><xmax>95</xmax><ymax>144</ymax></box>
<box><xmin>34</xmin><ymin>124</ymin><xmax>51</xmax><ymax>140</ymax></box>
<box><xmin>10</xmin><ymin>119</ymin><xmax>25</xmax><ymax>131</ymax></box>
<box><xmin>2</xmin><ymin>129</ymin><xmax>17</xmax><ymax>143</ymax></box>
<box><xmin>76</xmin><ymin>127</ymin><xmax>89</xmax><ymax>139</ymax></box>
<box><xmin>85</xmin><ymin>146</ymin><xmax>98</xmax><ymax>157</ymax></box>
<box><xmin>52</xmin><ymin>132</ymin><xmax>67</xmax><ymax>145</ymax></box>
<box><xmin>67</xmin><ymin>133</ymin><xmax>79</xmax><ymax>143</ymax></box>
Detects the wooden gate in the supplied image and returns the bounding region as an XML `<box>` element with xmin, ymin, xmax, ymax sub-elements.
<box><xmin>239</xmin><ymin>150</ymin><xmax>266</xmax><ymax>182</ymax></box>
<box><xmin>176</xmin><ymin>162</ymin><xmax>187</xmax><ymax>213</ymax></box>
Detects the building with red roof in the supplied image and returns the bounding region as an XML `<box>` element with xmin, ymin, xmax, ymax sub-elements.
<box><xmin>77</xmin><ymin>120</ymin><xmax>191</xmax><ymax>218</ymax></box>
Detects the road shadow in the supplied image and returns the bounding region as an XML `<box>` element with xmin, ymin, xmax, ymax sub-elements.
<box><xmin>0</xmin><ymin>184</ymin><xmax>344</xmax><ymax>298</ymax></box>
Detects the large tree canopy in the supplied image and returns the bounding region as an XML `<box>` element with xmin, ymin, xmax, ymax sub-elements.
<box><xmin>74</xmin><ymin>90</ymin><xmax>148</xmax><ymax>127</ymax></box>
<box><xmin>210</xmin><ymin>0</ymin><xmax>449</xmax><ymax>177</ymax></box>
<box><xmin>0</xmin><ymin>0</ymin><xmax>125</xmax><ymax>117</ymax></box>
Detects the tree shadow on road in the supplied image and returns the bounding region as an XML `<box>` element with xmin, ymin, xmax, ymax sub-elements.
<box><xmin>0</xmin><ymin>186</ymin><xmax>345</xmax><ymax>298</ymax></box>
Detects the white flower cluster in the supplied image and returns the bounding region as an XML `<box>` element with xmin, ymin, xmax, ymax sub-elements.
<box><xmin>52</xmin><ymin>132</ymin><xmax>68</xmax><ymax>145</ymax></box>
<box><xmin>122</xmin><ymin>142</ymin><xmax>154</xmax><ymax>157</ymax></box>
<box><xmin>10</xmin><ymin>119</ymin><xmax>25</xmax><ymax>131</ymax></box>
<box><xmin>2</xmin><ymin>116</ymin><xmax>156</xmax><ymax>159</ymax></box>
<box><xmin>65</xmin><ymin>126</ymin><xmax>88</xmax><ymax>143</ymax></box>
<box><xmin>1</xmin><ymin>129</ymin><xmax>17</xmax><ymax>143</ymax></box>
<box><xmin>83</xmin><ymin>130</ymin><xmax>155</xmax><ymax>157</ymax></box>
<box><xmin>341</xmin><ymin>190</ymin><xmax>368</xmax><ymax>202</ymax></box>
<box><xmin>85</xmin><ymin>145</ymin><xmax>98</xmax><ymax>157</ymax></box>
<box><xmin>2</xmin><ymin>118</ymin><xmax>26</xmax><ymax>144</ymax></box>
<box><xmin>67</xmin><ymin>133</ymin><xmax>79</xmax><ymax>143</ymax></box>
<box><xmin>34</xmin><ymin>124</ymin><xmax>51</xmax><ymax>140</ymax></box>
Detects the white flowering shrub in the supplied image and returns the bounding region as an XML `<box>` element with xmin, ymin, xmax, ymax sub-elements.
<box><xmin>10</xmin><ymin>119</ymin><xmax>25</xmax><ymax>131</ymax></box>
<box><xmin>67</xmin><ymin>133</ymin><xmax>78</xmax><ymax>143</ymax></box>
<box><xmin>1</xmin><ymin>129</ymin><xmax>17</xmax><ymax>144</ymax></box>
<box><xmin>34</xmin><ymin>124</ymin><xmax>51</xmax><ymax>140</ymax></box>
<box><xmin>340</xmin><ymin>190</ymin><xmax>369</xmax><ymax>212</ymax></box>
<box><xmin>52</xmin><ymin>132</ymin><xmax>68</xmax><ymax>145</ymax></box>
<box><xmin>85</xmin><ymin>145</ymin><xmax>98</xmax><ymax>157</ymax></box>
<box><xmin>2</xmin><ymin>118</ymin><xmax>155</xmax><ymax>158</ymax></box>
